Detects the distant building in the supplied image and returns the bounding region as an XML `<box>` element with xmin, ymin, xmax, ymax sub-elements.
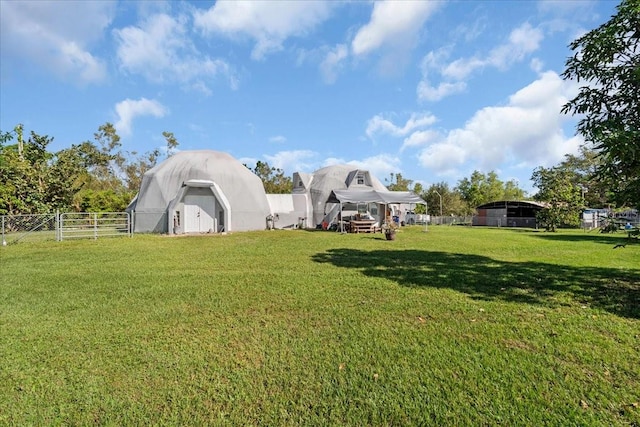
<box><xmin>473</xmin><ymin>200</ymin><xmax>545</xmax><ymax>228</ymax></box>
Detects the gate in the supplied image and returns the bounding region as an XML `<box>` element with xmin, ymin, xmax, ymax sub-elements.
<box><xmin>1</xmin><ymin>212</ymin><xmax>131</xmax><ymax>245</ymax></box>
<box><xmin>59</xmin><ymin>212</ymin><xmax>131</xmax><ymax>240</ymax></box>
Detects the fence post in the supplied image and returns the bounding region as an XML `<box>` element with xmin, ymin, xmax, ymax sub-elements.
<box><xmin>94</xmin><ymin>213</ymin><xmax>98</xmax><ymax>240</ymax></box>
<box><xmin>2</xmin><ymin>216</ymin><xmax>5</xmax><ymax>246</ymax></box>
<box><xmin>55</xmin><ymin>210</ymin><xmax>60</xmax><ymax>242</ymax></box>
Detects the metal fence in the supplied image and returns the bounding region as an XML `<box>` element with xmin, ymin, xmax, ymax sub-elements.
<box><xmin>472</xmin><ymin>216</ymin><xmax>538</xmax><ymax>228</ymax></box>
<box><xmin>1</xmin><ymin>212</ymin><xmax>130</xmax><ymax>246</ymax></box>
<box><xmin>59</xmin><ymin>212</ymin><xmax>130</xmax><ymax>241</ymax></box>
<box><xmin>430</xmin><ymin>216</ymin><xmax>474</xmax><ymax>226</ymax></box>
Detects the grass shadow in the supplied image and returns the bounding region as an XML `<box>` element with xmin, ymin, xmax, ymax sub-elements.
<box><xmin>530</xmin><ymin>232</ymin><xmax>632</xmax><ymax>246</ymax></box>
<box><xmin>312</xmin><ymin>248</ymin><xmax>639</xmax><ymax>319</ymax></box>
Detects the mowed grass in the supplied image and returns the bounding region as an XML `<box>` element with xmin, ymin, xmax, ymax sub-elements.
<box><xmin>1</xmin><ymin>226</ymin><xmax>638</xmax><ymax>425</ymax></box>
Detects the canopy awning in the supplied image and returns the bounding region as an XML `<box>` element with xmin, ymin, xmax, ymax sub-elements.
<box><xmin>327</xmin><ymin>189</ymin><xmax>426</xmax><ymax>205</ymax></box>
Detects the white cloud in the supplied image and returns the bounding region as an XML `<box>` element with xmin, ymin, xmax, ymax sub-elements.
<box><xmin>194</xmin><ymin>1</ymin><xmax>333</xmax><ymax>60</ymax></box>
<box><xmin>303</xmin><ymin>1</ymin><xmax>440</xmax><ymax>84</ymax></box>
<box><xmin>402</xmin><ymin>129</ymin><xmax>440</xmax><ymax>151</ymax></box>
<box><xmin>0</xmin><ymin>1</ymin><xmax>113</xmax><ymax>83</ymax></box>
<box><xmin>323</xmin><ymin>154</ymin><xmax>402</xmax><ymax>179</ymax></box>
<box><xmin>264</xmin><ymin>150</ymin><xmax>317</xmax><ymax>172</ymax></box>
<box><xmin>442</xmin><ymin>23</ymin><xmax>543</xmax><ymax>80</ymax></box>
<box><xmin>366</xmin><ymin>112</ymin><xmax>437</xmax><ymax>139</ymax></box>
<box><xmin>418</xmin><ymin>23</ymin><xmax>544</xmax><ymax>102</ymax></box>
<box><xmin>114</xmin><ymin>13</ymin><xmax>236</xmax><ymax>93</ymax></box>
<box><xmin>351</xmin><ymin>1</ymin><xmax>440</xmax><ymax>57</ymax></box>
<box><xmin>352</xmin><ymin>154</ymin><xmax>402</xmax><ymax>178</ymax></box>
<box><xmin>418</xmin><ymin>142</ymin><xmax>468</xmax><ymax>176</ymax></box>
<box><xmin>418</xmin><ymin>71</ymin><xmax>582</xmax><ymax>176</ymax></box>
<box><xmin>417</xmin><ymin>80</ymin><xmax>467</xmax><ymax>102</ymax></box>
<box><xmin>320</xmin><ymin>44</ymin><xmax>349</xmax><ymax>84</ymax></box>
<box><xmin>269</xmin><ymin>135</ymin><xmax>287</xmax><ymax>144</ymax></box>
<box><xmin>530</xmin><ymin>58</ymin><xmax>544</xmax><ymax>73</ymax></box>
<box><xmin>114</xmin><ymin>98</ymin><xmax>168</xmax><ymax>136</ymax></box>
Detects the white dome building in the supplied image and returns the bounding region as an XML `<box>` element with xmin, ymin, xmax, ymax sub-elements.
<box><xmin>292</xmin><ymin>165</ymin><xmax>388</xmax><ymax>227</ymax></box>
<box><xmin>128</xmin><ymin>150</ymin><xmax>271</xmax><ymax>234</ymax></box>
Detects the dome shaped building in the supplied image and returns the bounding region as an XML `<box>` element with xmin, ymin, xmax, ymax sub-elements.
<box><xmin>128</xmin><ymin>150</ymin><xmax>271</xmax><ymax>234</ymax></box>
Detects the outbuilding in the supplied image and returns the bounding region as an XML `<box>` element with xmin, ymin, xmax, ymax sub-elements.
<box><xmin>473</xmin><ymin>200</ymin><xmax>545</xmax><ymax>228</ymax></box>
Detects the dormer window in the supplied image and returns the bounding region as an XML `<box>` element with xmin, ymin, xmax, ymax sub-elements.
<box><xmin>292</xmin><ymin>172</ymin><xmax>310</xmax><ymax>192</ymax></box>
<box><xmin>346</xmin><ymin>169</ymin><xmax>371</xmax><ymax>188</ymax></box>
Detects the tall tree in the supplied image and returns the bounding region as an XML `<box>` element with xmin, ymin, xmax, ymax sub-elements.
<box><xmin>456</xmin><ymin>170</ymin><xmax>524</xmax><ymax>211</ymax></box>
<box><xmin>556</xmin><ymin>146</ymin><xmax>611</xmax><ymax>208</ymax></box>
<box><xmin>422</xmin><ymin>182</ymin><xmax>467</xmax><ymax>216</ymax></box>
<box><xmin>122</xmin><ymin>130</ymin><xmax>180</xmax><ymax>192</ymax></box>
<box><xmin>162</xmin><ymin>131</ymin><xmax>179</xmax><ymax>157</ymax></box>
<box><xmin>531</xmin><ymin>166</ymin><xmax>584</xmax><ymax>231</ymax></box>
<box><xmin>561</xmin><ymin>0</ymin><xmax>640</xmax><ymax>208</ymax></box>
<box><xmin>249</xmin><ymin>161</ymin><xmax>293</xmax><ymax>194</ymax></box>
<box><xmin>386</xmin><ymin>173</ymin><xmax>413</xmax><ymax>191</ymax></box>
<box><xmin>84</xmin><ymin>122</ymin><xmax>125</xmax><ymax>192</ymax></box>
<box><xmin>0</xmin><ymin>129</ymin><xmax>54</xmax><ymax>214</ymax></box>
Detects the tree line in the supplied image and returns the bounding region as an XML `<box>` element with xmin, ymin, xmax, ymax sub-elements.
<box><xmin>385</xmin><ymin>144</ymin><xmax>625</xmax><ymax>231</ymax></box>
<box><xmin>0</xmin><ymin>123</ymin><xmax>178</xmax><ymax>215</ymax></box>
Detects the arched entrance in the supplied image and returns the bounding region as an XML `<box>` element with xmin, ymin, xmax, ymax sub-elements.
<box><xmin>167</xmin><ymin>179</ymin><xmax>231</xmax><ymax>234</ymax></box>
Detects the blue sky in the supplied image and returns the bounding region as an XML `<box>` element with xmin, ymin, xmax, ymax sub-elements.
<box><xmin>0</xmin><ymin>0</ymin><xmax>617</xmax><ymax>194</ymax></box>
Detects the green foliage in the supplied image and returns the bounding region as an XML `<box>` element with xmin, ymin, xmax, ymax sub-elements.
<box><xmin>386</xmin><ymin>173</ymin><xmax>413</xmax><ymax>191</ymax></box>
<box><xmin>561</xmin><ymin>0</ymin><xmax>640</xmax><ymax>208</ymax></box>
<box><xmin>85</xmin><ymin>122</ymin><xmax>126</xmax><ymax>192</ymax></box>
<box><xmin>422</xmin><ymin>182</ymin><xmax>467</xmax><ymax>216</ymax></box>
<box><xmin>122</xmin><ymin>130</ymin><xmax>180</xmax><ymax>192</ymax></box>
<box><xmin>556</xmin><ymin>146</ymin><xmax>612</xmax><ymax>208</ymax></box>
<box><xmin>73</xmin><ymin>189</ymin><xmax>134</xmax><ymax>212</ymax></box>
<box><xmin>162</xmin><ymin>131</ymin><xmax>179</xmax><ymax>157</ymax></box>
<box><xmin>0</xmin><ymin>130</ymin><xmax>55</xmax><ymax>214</ymax></box>
<box><xmin>531</xmin><ymin>166</ymin><xmax>584</xmax><ymax>231</ymax></box>
<box><xmin>456</xmin><ymin>170</ymin><xmax>526</xmax><ymax>212</ymax></box>
<box><xmin>122</xmin><ymin>149</ymin><xmax>159</xmax><ymax>192</ymax></box>
<box><xmin>0</xmin><ymin>122</ymin><xmax>181</xmax><ymax>214</ymax></box>
<box><xmin>249</xmin><ymin>160</ymin><xmax>293</xmax><ymax>194</ymax></box>
<box><xmin>1</xmin><ymin>228</ymin><xmax>638</xmax><ymax>425</ymax></box>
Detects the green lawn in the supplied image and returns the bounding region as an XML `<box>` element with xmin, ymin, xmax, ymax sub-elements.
<box><xmin>1</xmin><ymin>226</ymin><xmax>638</xmax><ymax>425</ymax></box>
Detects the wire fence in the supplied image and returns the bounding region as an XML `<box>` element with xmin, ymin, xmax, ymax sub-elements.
<box><xmin>1</xmin><ymin>212</ymin><xmax>130</xmax><ymax>246</ymax></box>
<box><xmin>472</xmin><ymin>216</ymin><xmax>538</xmax><ymax>228</ymax></box>
<box><xmin>431</xmin><ymin>216</ymin><xmax>474</xmax><ymax>226</ymax></box>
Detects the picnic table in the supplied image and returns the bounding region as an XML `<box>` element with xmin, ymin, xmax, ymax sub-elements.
<box><xmin>348</xmin><ymin>219</ymin><xmax>378</xmax><ymax>233</ymax></box>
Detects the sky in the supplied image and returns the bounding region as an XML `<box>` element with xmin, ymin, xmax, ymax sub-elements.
<box><xmin>0</xmin><ymin>0</ymin><xmax>618</xmax><ymax>195</ymax></box>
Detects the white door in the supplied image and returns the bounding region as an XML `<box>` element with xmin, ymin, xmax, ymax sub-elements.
<box><xmin>184</xmin><ymin>194</ymin><xmax>216</xmax><ymax>232</ymax></box>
